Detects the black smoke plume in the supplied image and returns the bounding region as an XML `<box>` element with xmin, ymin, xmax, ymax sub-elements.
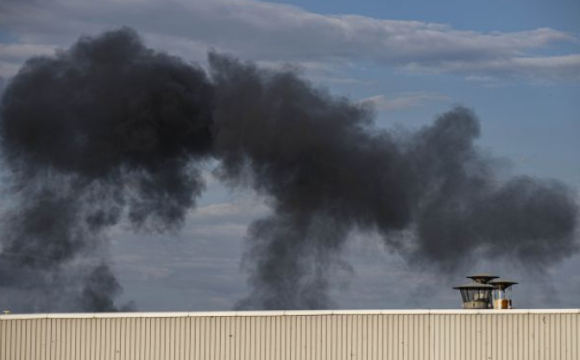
<box><xmin>0</xmin><ymin>28</ymin><xmax>213</xmax><ymax>311</ymax></box>
<box><xmin>0</xmin><ymin>28</ymin><xmax>577</xmax><ymax>311</ymax></box>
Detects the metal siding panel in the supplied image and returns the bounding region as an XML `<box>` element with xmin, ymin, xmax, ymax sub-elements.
<box><xmin>380</xmin><ymin>313</ymin><xmax>386</xmax><ymax>360</ymax></box>
<box><xmin>2</xmin><ymin>311</ymin><xmax>580</xmax><ymax>359</ymax></box>
<box><xmin>567</xmin><ymin>313</ymin><xmax>572</xmax><ymax>360</ymax></box>
<box><xmin>72</xmin><ymin>319</ymin><xmax>78</xmax><ymax>360</ymax></box>
<box><xmin>389</xmin><ymin>312</ymin><xmax>396</xmax><ymax>360</ymax></box>
<box><xmin>242</xmin><ymin>316</ymin><xmax>249</xmax><ymax>360</ymax></box>
<box><xmin>223</xmin><ymin>316</ymin><xmax>229</xmax><ymax>360</ymax></box>
<box><xmin>318</xmin><ymin>315</ymin><xmax>324</xmax><ymax>360</ymax></box>
<box><xmin>74</xmin><ymin>319</ymin><xmax>81</xmax><ymax>360</ymax></box>
<box><xmin>447</xmin><ymin>314</ymin><xmax>453</xmax><ymax>360</ymax></box>
<box><xmin>136</xmin><ymin>317</ymin><xmax>144</xmax><ymax>360</ymax></box>
<box><xmin>550</xmin><ymin>313</ymin><xmax>556</xmax><ymax>360</ymax></box>
<box><xmin>394</xmin><ymin>314</ymin><xmax>400</xmax><ymax>360</ymax></box>
<box><xmin>199</xmin><ymin>316</ymin><xmax>206</xmax><ymax>360</ymax></box>
<box><xmin>411</xmin><ymin>314</ymin><xmax>417</xmax><ymax>360</ymax></box>
<box><xmin>466</xmin><ymin>314</ymin><xmax>473</xmax><ymax>360</ymax></box>
<box><xmin>148</xmin><ymin>316</ymin><xmax>154</xmax><ymax>360</ymax></box>
<box><xmin>520</xmin><ymin>314</ymin><xmax>526</xmax><ymax>360</ymax></box>
<box><xmin>63</xmin><ymin>319</ymin><xmax>70</xmax><ymax>360</ymax></box>
<box><xmin>210</xmin><ymin>317</ymin><xmax>217</xmax><ymax>360</ymax></box>
<box><xmin>534</xmin><ymin>314</ymin><xmax>540</xmax><ymax>360</ymax></box>
<box><xmin>112</xmin><ymin>318</ymin><xmax>117</xmax><ymax>360</ymax></box>
<box><xmin>362</xmin><ymin>314</ymin><xmax>368</xmax><ymax>360</ymax></box>
<box><xmin>11</xmin><ymin>319</ymin><xmax>18</xmax><ymax>360</ymax></box>
<box><xmin>19</xmin><ymin>319</ymin><xmax>26</xmax><ymax>360</ymax></box>
<box><xmin>275</xmin><ymin>315</ymin><xmax>281</xmax><ymax>360</ymax></box>
<box><xmin>183</xmin><ymin>316</ymin><xmax>189</xmax><ymax>360</ymax></box>
<box><xmin>162</xmin><ymin>317</ymin><xmax>168</xmax><ymax>360</ymax></box>
<box><xmin>572</xmin><ymin>313</ymin><xmax>578</xmax><ymax>360</ymax></box>
<box><xmin>31</xmin><ymin>319</ymin><xmax>37</xmax><ymax>360</ymax></box>
<box><xmin>373</xmin><ymin>314</ymin><xmax>380</xmax><ymax>360</ymax></box>
<box><xmin>193</xmin><ymin>316</ymin><xmax>199</xmax><ymax>360</ymax></box>
<box><xmin>50</xmin><ymin>318</ymin><xmax>58</xmax><ymax>360</ymax></box>
<box><xmin>104</xmin><ymin>317</ymin><xmax>111</xmax><ymax>360</ymax></box>
<box><xmin>264</xmin><ymin>316</ymin><xmax>270</xmax><ymax>360</ymax></box>
<box><xmin>402</xmin><ymin>314</ymin><xmax>408</xmax><ymax>360</ymax></box>
<box><xmin>453</xmin><ymin>314</ymin><xmax>460</xmax><ymax>360</ymax></box>
<box><xmin>65</xmin><ymin>319</ymin><xmax>70</xmax><ymax>360</ymax></box>
<box><xmin>571</xmin><ymin>313</ymin><xmax>575</xmax><ymax>360</ymax></box>
<box><xmin>536</xmin><ymin>313</ymin><xmax>541</xmax><ymax>360</ymax></box>
<box><xmin>227</xmin><ymin>315</ymin><xmax>234</xmax><ymax>360</ymax></box>
<box><xmin>98</xmin><ymin>317</ymin><xmax>105</xmax><ymax>360</ymax></box>
<box><xmin>564</xmin><ymin>314</ymin><xmax>570</xmax><ymax>360</ymax></box>
<box><xmin>125</xmin><ymin>318</ymin><xmax>131</xmax><ymax>360</ymax></box>
<box><xmin>252</xmin><ymin>316</ymin><xmax>258</xmax><ymax>360</ymax></box>
<box><xmin>103</xmin><ymin>318</ymin><xmax>109</xmax><ymax>360</ymax></box>
<box><xmin>359</xmin><ymin>314</ymin><xmax>366</xmax><ymax>360</ymax></box>
<box><xmin>121</xmin><ymin>318</ymin><xmax>127</xmax><ymax>360</ymax></box>
<box><xmin>7</xmin><ymin>320</ymin><xmax>13</xmax><ymax>360</ymax></box>
<box><xmin>0</xmin><ymin>319</ymin><xmax>4</xmax><ymax>360</ymax></box>
<box><xmin>500</xmin><ymin>313</ymin><xmax>507</xmax><ymax>360</ymax></box>
<box><xmin>422</xmin><ymin>313</ymin><xmax>428</xmax><ymax>360</ymax></box>
<box><xmin>33</xmin><ymin>319</ymin><xmax>40</xmax><ymax>360</ymax></box>
<box><xmin>429</xmin><ymin>313</ymin><xmax>435</xmax><ymax>360</ymax></box>
<box><xmin>15</xmin><ymin>319</ymin><xmax>21</xmax><ymax>360</ymax></box>
<box><xmin>248</xmin><ymin>316</ymin><xmax>254</xmax><ymax>360</ymax></box>
<box><xmin>19</xmin><ymin>320</ymin><xmax>30</xmax><ymax>359</ymax></box>
<box><xmin>312</xmin><ymin>315</ymin><xmax>318</xmax><ymax>360</ymax></box>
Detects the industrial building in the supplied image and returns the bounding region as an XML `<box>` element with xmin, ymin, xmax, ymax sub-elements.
<box><xmin>1</xmin><ymin>274</ymin><xmax>579</xmax><ymax>359</ymax></box>
<box><xmin>2</xmin><ymin>309</ymin><xmax>579</xmax><ymax>359</ymax></box>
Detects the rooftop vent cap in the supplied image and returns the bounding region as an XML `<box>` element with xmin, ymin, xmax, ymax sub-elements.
<box><xmin>489</xmin><ymin>278</ymin><xmax>518</xmax><ymax>309</ymax></box>
<box><xmin>453</xmin><ymin>273</ymin><xmax>518</xmax><ymax>310</ymax></box>
<box><xmin>466</xmin><ymin>273</ymin><xmax>498</xmax><ymax>284</ymax></box>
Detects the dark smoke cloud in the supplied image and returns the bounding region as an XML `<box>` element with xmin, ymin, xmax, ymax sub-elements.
<box><xmin>81</xmin><ymin>264</ymin><xmax>136</xmax><ymax>312</ymax></box>
<box><xmin>0</xmin><ymin>27</ymin><xmax>213</xmax><ymax>311</ymax></box>
<box><xmin>0</xmin><ymin>28</ymin><xmax>577</xmax><ymax>312</ymax></box>
<box><xmin>209</xmin><ymin>55</ymin><xmax>578</xmax><ymax>308</ymax></box>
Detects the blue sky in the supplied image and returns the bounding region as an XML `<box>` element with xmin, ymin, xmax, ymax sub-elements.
<box><xmin>266</xmin><ymin>0</ymin><xmax>580</xmax><ymax>32</ymax></box>
<box><xmin>0</xmin><ymin>0</ymin><xmax>578</xmax><ymax>311</ymax></box>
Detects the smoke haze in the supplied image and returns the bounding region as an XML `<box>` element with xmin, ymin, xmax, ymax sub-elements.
<box><xmin>0</xmin><ymin>28</ymin><xmax>577</xmax><ymax>311</ymax></box>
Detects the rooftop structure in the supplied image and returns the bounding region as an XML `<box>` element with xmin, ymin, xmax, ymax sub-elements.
<box><xmin>454</xmin><ymin>273</ymin><xmax>518</xmax><ymax>310</ymax></box>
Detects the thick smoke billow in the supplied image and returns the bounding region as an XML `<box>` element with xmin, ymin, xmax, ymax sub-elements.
<box><xmin>209</xmin><ymin>56</ymin><xmax>578</xmax><ymax>308</ymax></box>
<box><xmin>0</xmin><ymin>28</ymin><xmax>213</xmax><ymax>311</ymax></box>
<box><xmin>0</xmin><ymin>28</ymin><xmax>577</xmax><ymax>311</ymax></box>
<box><xmin>81</xmin><ymin>264</ymin><xmax>136</xmax><ymax>312</ymax></box>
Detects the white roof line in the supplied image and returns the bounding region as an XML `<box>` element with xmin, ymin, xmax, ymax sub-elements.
<box><xmin>1</xmin><ymin>309</ymin><xmax>579</xmax><ymax>320</ymax></box>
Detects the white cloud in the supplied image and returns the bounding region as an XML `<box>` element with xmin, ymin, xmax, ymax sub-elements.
<box><xmin>360</xmin><ymin>92</ymin><xmax>449</xmax><ymax>111</ymax></box>
<box><xmin>0</xmin><ymin>0</ymin><xmax>578</xmax><ymax>82</ymax></box>
<box><xmin>405</xmin><ymin>54</ymin><xmax>580</xmax><ymax>83</ymax></box>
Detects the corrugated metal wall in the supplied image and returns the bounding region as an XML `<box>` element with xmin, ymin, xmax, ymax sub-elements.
<box><xmin>1</xmin><ymin>310</ymin><xmax>578</xmax><ymax>360</ymax></box>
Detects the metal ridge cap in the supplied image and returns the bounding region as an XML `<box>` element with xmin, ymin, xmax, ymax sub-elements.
<box><xmin>2</xmin><ymin>308</ymin><xmax>579</xmax><ymax>319</ymax></box>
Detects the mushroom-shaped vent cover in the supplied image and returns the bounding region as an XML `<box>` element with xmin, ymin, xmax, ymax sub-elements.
<box><xmin>466</xmin><ymin>273</ymin><xmax>499</xmax><ymax>284</ymax></box>
<box><xmin>488</xmin><ymin>278</ymin><xmax>518</xmax><ymax>290</ymax></box>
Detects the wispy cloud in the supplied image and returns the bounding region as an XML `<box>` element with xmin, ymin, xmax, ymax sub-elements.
<box><xmin>360</xmin><ymin>92</ymin><xmax>449</xmax><ymax>111</ymax></box>
<box><xmin>1</xmin><ymin>0</ymin><xmax>578</xmax><ymax>82</ymax></box>
<box><xmin>0</xmin><ymin>43</ymin><xmax>57</xmax><ymax>77</ymax></box>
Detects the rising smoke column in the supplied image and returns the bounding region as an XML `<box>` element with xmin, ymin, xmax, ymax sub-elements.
<box><xmin>0</xmin><ymin>28</ymin><xmax>577</xmax><ymax>312</ymax></box>
<box><xmin>0</xmin><ymin>28</ymin><xmax>213</xmax><ymax>311</ymax></box>
<box><xmin>208</xmin><ymin>55</ymin><xmax>578</xmax><ymax>309</ymax></box>
<box><xmin>209</xmin><ymin>54</ymin><xmax>412</xmax><ymax>308</ymax></box>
